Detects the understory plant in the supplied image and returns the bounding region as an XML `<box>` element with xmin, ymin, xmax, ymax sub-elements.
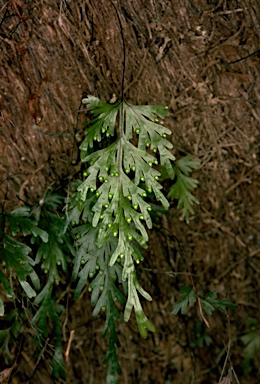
<box><xmin>0</xmin><ymin>95</ymin><xmax>237</xmax><ymax>383</ymax></box>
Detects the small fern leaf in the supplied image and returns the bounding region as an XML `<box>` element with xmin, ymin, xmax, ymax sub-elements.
<box><xmin>174</xmin><ymin>155</ymin><xmax>200</xmax><ymax>175</ymax></box>
<box><xmin>168</xmin><ymin>156</ymin><xmax>200</xmax><ymax>222</ymax></box>
<box><xmin>8</xmin><ymin>208</ymin><xmax>48</xmax><ymax>242</ymax></box>
<box><xmin>124</xmin><ymin>271</ymin><xmax>155</xmax><ymax>339</ymax></box>
<box><xmin>2</xmin><ymin>235</ymin><xmax>39</xmax><ymax>298</ymax></box>
<box><xmin>200</xmin><ymin>291</ymin><xmax>238</xmax><ymax>315</ymax></box>
<box><xmin>171</xmin><ymin>286</ymin><xmax>197</xmax><ymax>315</ymax></box>
<box><xmin>81</xmin><ymin>96</ymin><xmax>120</xmax><ymax>152</ymax></box>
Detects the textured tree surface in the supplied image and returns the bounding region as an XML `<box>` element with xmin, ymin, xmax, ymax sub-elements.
<box><xmin>0</xmin><ymin>1</ymin><xmax>259</xmax><ymax>383</ymax></box>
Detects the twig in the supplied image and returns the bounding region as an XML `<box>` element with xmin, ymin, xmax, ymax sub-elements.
<box><xmin>140</xmin><ymin>267</ymin><xmax>195</xmax><ymax>276</ymax></box>
<box><xmin>225</xmin><ymin>166</ymin><xmax>256</xmax><ymax>195</ymax></box>
<box><xmin>197</xmin><ymin>298</ymin><xmax>210</xmax><ymax>328</ymax></box>
<box><xmin>231</xmin><ymin>366</ymin><xmax>240</xmax><ymax>383</ymax></box>
<box><xmin>65</xmin><ymin>330</ymin><xmax>75</xmax><ymax>363</ymax></box>
<box><xmin>216</xmin><ymin>9</ymin><xmax>243</xmax><ymax>15</ymax></box>
<box><xmin>219</xmin><ymin>339</ymin><xmax>231</xmax><ymax>382</ymax></box>
<box><xmin>62</xmin><ymin>294</ymin><xmax>70</xmax><ymax>342</ymax></box>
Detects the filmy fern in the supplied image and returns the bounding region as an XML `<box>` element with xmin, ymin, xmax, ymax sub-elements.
<box><xmin>70</xmin><ymin>96</ymin><xmax>174</xmax><ymax>334</ymax></box>
<box><xmin>0</xmin><ymin>96</ymin><xmax>200</xmax><ymax>383</ymax></box>
<box><xmin>67</xmin><ymin>95</ymin><xmax>199</xmax><ymax>380</ymax></box>
<box><xmin>167</xmin><ymin>155</ymin><xmax>200</xmax><ymax>222</ymax></box>
<box><xmin>0</xmin><ymin>195</ymin><xmax>72</xmax><ymax>378</ymax></box>
<box><xmin>172</xmin><ymin>285</ymin><xmax>238</xmax><ymax>316</ymax></box>
<box><xmin>0</xmin><ymin>206</ymin><xmax>48</xmax><ymax>312</ymax></box>
<box><xmin>31</xmin><ymin>194</ymin><xmax>72</xmax><ymax>379</ymax></box>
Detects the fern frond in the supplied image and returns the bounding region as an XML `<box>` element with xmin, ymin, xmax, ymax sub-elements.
<box><xmin>70</xmin><ymin>96</ymin><xmax>177</xmax><ymax>343</ymax></box>
<box><xmin>168</xmin><ymin>155</ymin><xmax>200</xmax><ymax>222</ymax></box>
<box><xmin>71</xmin><ymin>222</ymin><xmax>125</xmax><ymax>381</ymax></box>
<box><xmin>172</xmin><ymin>286</ymin><xmax>238</xmax><ymax>316</ymax></box>
<box><xmin>8</xmin><ymin>207</ymin><xmax>48</xmax><ymax>242</ymax></box>
<box><xmin>69</xmin><ymin>95</ymin><xmax>200</xmax><ymax>381</ymax></box>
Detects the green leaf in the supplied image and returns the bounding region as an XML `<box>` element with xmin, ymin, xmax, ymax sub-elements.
<box><xmin>168</xmin><ymin>155</ymin><xmax>200</xmax><ymax>222</ymax></box>
<box><xmin>124</xmin><ymin>271</ymin><xmax>155</xmax><ymax>339</ymax></box>
<box><xmin>172</xmin><ymin>287</ymin><xmax>238</xmax><ymax>318</ymax></box>
<box><xmin>123</xmin><ymin>102</ymin><xmax>175</xmax><ymax>179</ymax></box>
<box><xmin>50</xmin><ymin>303</ymin><xmax>66</xmax><ymax>380</ymax></box>
<box><xmin>103</xmin><ymin>306</ymin><xmax>122</xmax><ymax>383</ymax></box>
<box><xmin>72</xmin><ymin>220</ymin><xmax>125</xmax><ymax>382</ymax></box>
<box><xmin>33</xmin><ymin>286</ymin><xmax>66</xmax><ymax>379</ymax></box>
<box><xmin>71</xmin><ymin>95</ymin><xmax>192</xmax><ymax>381</ymax></box>
<box><xmin>52</xmin><ymin>343</ymin><xmax>66</xmax><ymax>380</ymax></box>
<box><xmin>35</xmin><ymin>234</ymin><xmax>67</xmax><ymax>280</ymax></box>
<box><xmin>41</xmin><ymin>193</ymin><xmax>65</xmax><ymax>212</ymax></box>
<box><xmin>190</xmin><ymin>322</ymin><xmax>213</xmax><ymax>347</ymax></box>
<box><xmin>135</xmin><ymin>310</ymin><xmax>155</xmax><ymax>339</ymax></box>
<box><xmin>8</xmin><ymin>209</ymin><xmax>48</xmax><ymax>242</ymax></box>
<box><xmin>75</xmin><ymin>97</ymin><xmax>171</xmax><ymax>334</ymax></box>
<box><xmin>174</xmin><ymin>155</ymin><xmax>200</xmax><ymax>175</ymax></box>
<box><xmin>33</xmin><ymin>279</ymin><xmax>54</xmax><ymax>337</ymax></box>
<box><xmin>19</xmin><ymin>281</ymin><xmax>36</xmax><ymax>298</ymax></box>
<box><xmin>34</xmin><ymin>211</ymin><xmax>72</xmax><ymax>282</ymax></box>
<box><xmin>81</xmin><ymin>95</ymin><xmax>120</xmax><ymax>153</ymax></box>
<box><xmin>172</xmin><ymin>286</ymin><xmax>197</xmax><ymax>315</ymax></box>
<box><xmin>200</xmin><ymin>291</ymin><xmax>238</xmax><ymax>316</ymax></box>
<box><xmin>1</xmin><ymin>235</ymin><xmax>39</xmax><ymax>298</ymax></box>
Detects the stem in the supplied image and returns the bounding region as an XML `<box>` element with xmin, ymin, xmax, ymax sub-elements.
<box><xmin>117</xmin><ymin>101</ymin><xmax>124</xmax><ymax>240</ymax></box>
<box><xmin>117</xmin><ymin>101</ymin><xmax>124</xmax><ymax>174</ymax></box>
<box><xmin>109</xmin><ymin>0</ymin><xmax>126</xmax><ymax>99</ymax></box>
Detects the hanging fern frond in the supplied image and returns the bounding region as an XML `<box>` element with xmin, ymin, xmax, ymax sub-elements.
<box><xmin>66</xmin><ymin>95</ymin><xmax>199</xmax><ymax>381</ymax></box>
<box><xmin>70</xmin><ymin>96</ymin><xmax>176</xmax><ymax>335</ymax></box>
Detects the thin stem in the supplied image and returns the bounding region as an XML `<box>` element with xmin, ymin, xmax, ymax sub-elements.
<box><xmin>116</xmin><ymin>102</ymin><xmax>124</xmax><ymax>248</ymax></box>
<box><xmin>109</xmin><ymin>1</ymin><xmax>126</xmax><ymax>99</ymax></box>
<box><xmin>117</xmin><ymin>101</ymin><xmax>124</xmax><ymax>174</ymax></box>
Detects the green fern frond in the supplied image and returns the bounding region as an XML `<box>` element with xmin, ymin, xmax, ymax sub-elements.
<box><xmin>168</xmin><ymin>155</ymin><xmax>200</xmax><ymax>222</ymax></box>
<box><xmin>71</xmin><ymin>222</ymin><xmax>125</xmax><ymax>380</ymax></box>
<box><xmin>68</xmin><ymin>95</ymin><xmax>200</xmax><ymax>382</ymax></box>
<box><xmin>72</xmin><ymin>96</ymin><xmax>175</xmax><ymax>337</ymax></box>
<box><xmin>1</xmin><ymin>235</ymin><xmax>39</xmax><ymax>299</ymax></box>
<box><xmin>32</xmin><ymin>284</ymin><xmax>66</xmax><ymax>380</ymax></box>
<box><xmin>8</xmin><ymin>207</ymin><xmax>48</xmax><ymax>242</ymax></box>
<box><xmin>0</xmin><ymin>208</ymin><xmax>49</xmax><ymax>307</ymax></box>
<box><xmin>172</xmin><ymin>286</ymin><xmax>238</xmax><ymax>316</ymax></box>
